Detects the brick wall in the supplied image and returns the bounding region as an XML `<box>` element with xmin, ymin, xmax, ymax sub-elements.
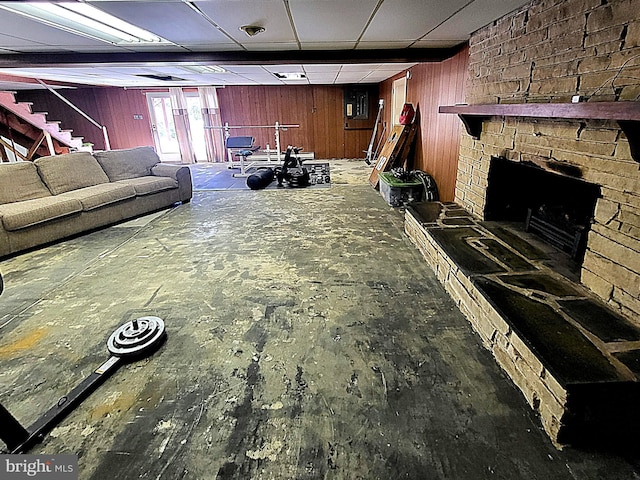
<box><xmin>455</xmin><ymin>0</ymin><xmax>640</xmax><ymax>323</ymax></box>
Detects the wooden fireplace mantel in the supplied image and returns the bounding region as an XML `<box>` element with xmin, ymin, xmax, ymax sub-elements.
<box><xmin>438</xmin><ymin>102</ymin><xmax>640</xmax><ymax>162</ymax></box>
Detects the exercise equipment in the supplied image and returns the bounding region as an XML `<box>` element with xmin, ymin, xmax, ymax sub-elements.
<box><xmin>245</xmin><ymin>162</ymin><xmax>330</xmax><ymax>190</ymax></box>
<box><xmin>222</xmin><ymin>122</ymin><xmax>299</xmax><ymax>163</ymax></box>
<box><xmin>306</xmin><ymin>162</ymin><xmax>331</xmax><ymax>186</ymax></box>
<box><xmin>225</xmin><ymin>136</ymin><xmax>261</xmax><ymax>178</ymax></box>
<box><xmin>275</xmin><ymin>146</ymin><xmax>310</xmax><ymax>188</ymax></box>
<box><xmin>246</xmin><ymin>167</ymin><xmax>275</xmax><ymax>190</ymax></box>
<box><xmin>0</xmin><ymin>310</ymin><xmax>166</xmax><ymax>454</ymax></box>
<box><xmin>207</xmin><ymin>122</ymin><xmax>313</xmax><ymax>176</ymax></box>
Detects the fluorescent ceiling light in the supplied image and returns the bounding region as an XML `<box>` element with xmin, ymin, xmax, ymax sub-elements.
<box><xmin>182</xmin><ymin>65</ymin><xmax>227</xmax><ymax>74</ymax></box>
<box><xmin>62</xmin><ymin>2</ymin><xmax>161</xmax><ymax>42</ymax></box>
<box><xmin>0</xmin><ymin>1</ymin><xmax>169</xmax><ymax>45</ymax></box>
<box><xmin>274</xmin><ymin>72</ymin><xmax>306</xmax><ymax>80</ymax></box>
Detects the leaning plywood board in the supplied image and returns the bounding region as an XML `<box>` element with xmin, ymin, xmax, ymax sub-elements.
<box><xmin>395</xmin><ymin>123</ymin><xmax>419</xmax><ymax>171</ymax></box>
<box><xmin>369</xmin><ymin>125</ymin><xmax>408</xmax><ymax>188</ymax></box>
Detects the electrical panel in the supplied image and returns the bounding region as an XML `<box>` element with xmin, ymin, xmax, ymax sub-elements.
<box><xmin>344</xmin><ymin>86</ymin><xmax>369</xmax><ymax>120</ymax></box>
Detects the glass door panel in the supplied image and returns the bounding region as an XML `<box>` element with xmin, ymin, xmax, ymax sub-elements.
<box><xmin>185</xmin><ymin>94</ymin><xmax>207</xmax><ymax>162</ymax></box>
<box><xmin>146</xmin><ymin>93</ymin><xmax>180</xmax><ymax>162</ymax></box>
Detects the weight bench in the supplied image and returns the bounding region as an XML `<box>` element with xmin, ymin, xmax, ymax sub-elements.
<box><xmin>225</xmin><ymin>136</ymin><xmax>261</xmax><ymax>177</ymax></box>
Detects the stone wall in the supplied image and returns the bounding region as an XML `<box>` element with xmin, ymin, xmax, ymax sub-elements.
<box><xmin>454</xmin><ymin>0</ymin><xmax>640</xmax><ymax>323</ymax></box>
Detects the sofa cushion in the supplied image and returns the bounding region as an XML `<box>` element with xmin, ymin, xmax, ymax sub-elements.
<box><xmin>94</xmin><ymin>147</ymin><xmax>160</xmax><ymax>182</ymax></box>
<box><xmin>35</xmin><ymin>152</ymin><xmax>109</xmax><ymax>195</ymax></box>
<box><xmin>0</xmin><ymin>196</ymin><xmax>82</xmax><ymax>231</ymax></box>
<box><xmin>117</xmin><ymin>176</ymin><xmax>178</xmax><ymax>196</ymax></box>
<box><xmin>58</xmin><ymin>183</ymin><xmax>136</xmax><ymax>211</ymax></box>
<box><xmin>0</xmin><ymin>162</ymin><xmax>52</xmax><ymax>204</ymax></box>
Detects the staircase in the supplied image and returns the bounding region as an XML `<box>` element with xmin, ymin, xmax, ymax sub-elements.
<box><xmin>0</xmin><ymin>91</ymin><xmax>83</xmax><ymax>161</ymax></box>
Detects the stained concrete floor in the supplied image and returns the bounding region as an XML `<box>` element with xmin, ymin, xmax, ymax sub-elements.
<box><xmin>1</xmin><ymin>160</ymin><xmax>640</xmax><ymax>479</ymax></box>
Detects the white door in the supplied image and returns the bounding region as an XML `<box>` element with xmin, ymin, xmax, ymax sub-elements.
<box><xmin>146</xmin><ymin>92</ymin><xmax>181</xmax><ymax>162</ymax></box>
<box><xmin>391</xmin><ymin>76</ymin><xmax>407</xmax><ymax>126</ymax></box>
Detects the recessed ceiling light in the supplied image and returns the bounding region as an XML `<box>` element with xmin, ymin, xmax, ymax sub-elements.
<box><xmin>273</xmin><ymin>72</ymin><xmax>306</xmax><ymax>80</ymax></box>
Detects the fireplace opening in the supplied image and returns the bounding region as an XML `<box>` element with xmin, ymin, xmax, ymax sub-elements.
<box><xmin>484</xmin><ymin>156</ymin><xmax>601</xmax><ymax>262</ymax></box>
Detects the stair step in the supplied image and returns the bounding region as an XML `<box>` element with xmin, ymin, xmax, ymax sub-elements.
<box><xmin>0</xmin><ymin>91</ymin><xmax>82</xmax><ymax>150</ymax></box>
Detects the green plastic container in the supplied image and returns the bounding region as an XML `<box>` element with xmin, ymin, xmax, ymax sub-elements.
<box><xmin>379</xmin><ymin>172</ymin><xmax>424</xmax><ymax>207</ymax></box>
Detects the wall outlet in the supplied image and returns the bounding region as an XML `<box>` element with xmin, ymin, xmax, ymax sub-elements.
<box><xmin>571</xmin><ymin>95</ymin><xmax>582</xmax><ymax>103</ymax></box>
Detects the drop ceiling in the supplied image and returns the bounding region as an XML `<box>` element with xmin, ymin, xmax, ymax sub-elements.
<box><xmin>0</xmin><ymin>0</ymin><xmax>530</xmax><ymax>89</ymax></box>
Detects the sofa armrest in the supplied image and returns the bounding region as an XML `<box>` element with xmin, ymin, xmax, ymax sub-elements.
<box><xmin>151</xmin><ymin>164</ymin><xmax>192</xmax><ymax>203</ymax></box>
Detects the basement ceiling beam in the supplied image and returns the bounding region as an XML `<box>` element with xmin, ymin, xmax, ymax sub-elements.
<box><xmin>0</xmin><ymin>46</ymin><xmax>465</xmax><ymax>68</ymax></box>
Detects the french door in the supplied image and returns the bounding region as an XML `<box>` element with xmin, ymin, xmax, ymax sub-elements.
<box><xmin>146</xmin><ymin>92</ymin><xmax>180</xmax><ymax>162</ymax></box>
<box><xmin>146</xmin><ymin>92</ymin><xmax>206</xmax><ymax>162</ymax></box>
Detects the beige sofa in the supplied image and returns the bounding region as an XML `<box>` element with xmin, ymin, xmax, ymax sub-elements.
<box><xmin>0</xmin><ymin>147</ymin><xmax>192</xmax><ymax>258</ymax></box>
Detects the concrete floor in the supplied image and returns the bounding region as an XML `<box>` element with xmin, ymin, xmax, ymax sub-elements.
<box><xmin>1</xmin><ymin>160</ymin><xmax>639</xmax><ymax>479</ymax></box>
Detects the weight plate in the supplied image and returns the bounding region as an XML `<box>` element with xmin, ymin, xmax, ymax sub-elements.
<box><xmin>107</xmin><ymin>316</ymin><xmax>166</xmax><ymax>358</ymax></box>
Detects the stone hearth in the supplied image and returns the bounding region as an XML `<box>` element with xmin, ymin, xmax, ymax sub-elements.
<box><xmin>405</xmin><ymin>201</ymin><xmax>640</xmax><ymax>448</ymax></box>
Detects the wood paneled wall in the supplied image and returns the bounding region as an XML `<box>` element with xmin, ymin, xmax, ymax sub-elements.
<box><xmin>16</xmin><ymin>88</ymin><xmax>154</xmax><ymax>151</ymax></box>
<box><xmin>216</xmin><ymin>85</ymin><xmax>375</xmax><ymax>159</ymax></box>
<box><xmin>19</xmin><ymin>85</ymin><xmax>374</xmax><ymax>159</ymax></box>
<box><xmin>379</xmin><ymin>46</ymin><xmax>469</xmax><ymax>202</ymax></box>
<box><xmin>16</xmin><ymin>53</ymin><xmax>467</xmax><ymax>181</ymax></box>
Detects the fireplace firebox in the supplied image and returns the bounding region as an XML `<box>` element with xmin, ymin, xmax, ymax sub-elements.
<box><xmin>484</xmin><ymin>156</ymin><xmax>601</xmax><ymax>261</ymax></box>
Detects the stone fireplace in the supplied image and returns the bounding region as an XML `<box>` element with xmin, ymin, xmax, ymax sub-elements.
<box><xmin>405</xmin><ymin>0</ymin><xmax>640</xmax><ymax>448</ymax></box>
<box><xmin>484</xmin><ymin>156</ymin><xmax>601</xmax><ymax>262</ymax></box>
<box><xmin>453</xmin><ymin>114</ymin><xmax>640</xmax><ymax>326</ymax></box>
<box><xmin>452</xmin><ymin>0</ymin><xmax>640</xmax><ymax>325</ymax></box>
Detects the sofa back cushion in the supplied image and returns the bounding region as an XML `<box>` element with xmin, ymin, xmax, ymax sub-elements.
<box><xmin>35</xmin><ymin>152</ymin><xmax>109</xmax><ymax>195</ymax></box>
<box><xmin>94</xmin><ymin>147</ymin><xmax>160</xmax><ymax>182</ymax></box>
<box><xmin>0</xmin><ymin>162</ymin><xmax>52</xmax><ymax>204</ymax></box>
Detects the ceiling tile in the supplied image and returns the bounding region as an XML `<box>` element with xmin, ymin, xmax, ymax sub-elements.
<box><xmin>355</xmin><ymin>41</ymin><xmax>414</xmax><ymax>49</ymax></box>
<box><xmin>335</xmin><ymin>72</ymin><xmax>369</xmax><ymax>82</ymax></box>
<box><xmin>425</xmin><ymin>0</ymin><xmax>529</xmax><ymax>40</ymax></box>
<box><xmin>235</xmin><ymin>42</ymin><xmax>301</xmax><ymax>51</ymax></box>
<box><xmin>302</xmin><ymin>64</ymin><xmax>342</xmax><ymax>73</ymax></box>
<box><xmin>289</xmin><ymin>0</ymin><xmax>379</xmax><ymax>42</ymax></box>
<box><xmin>305</xmin><ymin>73</ymin><xmax>339</xmax><ymax>83</ymax></box>
<box><xmin>375</xmin><ymin>63</ymin><xmax>418</xmax><ymax>71</ymax></box>
<box><xmin>339</xmin><ymin>64</ymin><xmax>384</xmax><ymax>72</ymax></box>
<box><xmin>194</xmin><ymin>1</ymin><xmax>295</xmax><ymax>46</ymax></box>
<box><xmin>362</xmin><ymin>72</ymin><xmax>399</xmax><ymax>83</ymax></box>
<box><xmin>361</xmin><ymin>0</ymin><xmax>470</xmax><ymax>42</ymax></box>
<box><xmin>222</xmin><ymin>66</ymin><xmax>269</xmax><ymax>74</ymax></box>
<box><xmin>297</xmin><ymin>42</ymin><xmax>358</xmax><ymax>50</ymax></box>
<box><xmin>94</xmin><ymin>1</ymin><xmax>232</xmax><ymax>44</ymax></box>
